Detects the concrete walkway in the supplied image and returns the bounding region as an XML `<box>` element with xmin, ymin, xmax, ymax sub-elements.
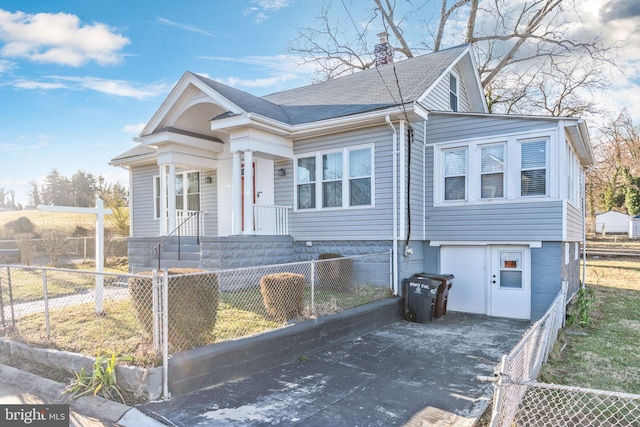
<box><xmin>139</xmin><ymin>313</ymin><xmax>529</xmax><ymax>426</ymax></box>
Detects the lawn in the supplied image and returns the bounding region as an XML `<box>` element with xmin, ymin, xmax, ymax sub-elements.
<box><xmin>2</xmin><ymin>281</ymin><xmax>390</xmax><ymax>367</ymax></box>
<box><xmin>541</xmin><ymin>256</ymin><xmax>640</xmax><ymax>394</ymax></box>
<box><xmin>0</xmin><ymin>210</ymin><xmax>99</xmax><ymax>235</ymax></box>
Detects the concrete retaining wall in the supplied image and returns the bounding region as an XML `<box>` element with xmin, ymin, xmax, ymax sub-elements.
<box><xmin>167</xmin><ymin>297</ymin><xmax>403</xmax><ymax>396</ymax></box>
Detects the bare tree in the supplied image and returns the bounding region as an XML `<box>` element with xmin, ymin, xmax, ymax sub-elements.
<box><xmin>289</xmin><ymin>0</ymin><xmax>617</xmax><ymax>115</ymax></box>
<box><xmin>587</xmin><ymin>110</ymin><xmax>640</xmax><ymax>214</ymax></box>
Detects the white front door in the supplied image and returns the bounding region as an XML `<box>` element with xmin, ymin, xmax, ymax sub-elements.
<box><xmin>490</xmin><ymin>246</ymin><xmax>531</xmax><ymax>320</ymax></box>
<box><xmin>441</xmin><ymin>246</ymin><xmax>486</xmax><ymax>314</ymax></box>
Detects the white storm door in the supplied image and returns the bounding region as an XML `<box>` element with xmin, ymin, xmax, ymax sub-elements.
<box><xmin>490</xmin><ymin>246</ymin><xmax>531</xmax><ymax>320</ymax></box>
<box><xmin>441</xmin><ymin>246</ymin><xmax>486</xmax><ymax>314</ymax></box>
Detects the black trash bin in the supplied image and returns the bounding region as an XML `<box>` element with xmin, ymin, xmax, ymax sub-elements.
<box><xmin>413</xmin><ymin>273</ymin><xmax>454</xmax><ymax>318</ymax></box>
<box><xmin>402</xmin><ymin>276</ymin><xmax>439</xmax><ymax>323</ymax></box>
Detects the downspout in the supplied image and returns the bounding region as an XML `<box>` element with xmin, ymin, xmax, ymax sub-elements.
<box><xmin>423</xmin><ymin>121</ymin><xmax>427</xmax><ymax>241</ymax></box>
<box><xmin>386</xmin><ymin>115</ymin><xmax>399</xmax><ymax>295</ymax></box>
<box><xmin>582</xmin><ymin>167</ymin><xmax>587</xmax><ymax>289</ymax></box>
<box><xmin>399</xmin><ymin>121</ymin><xmax>406</xmax><ymax>250</ymax></box>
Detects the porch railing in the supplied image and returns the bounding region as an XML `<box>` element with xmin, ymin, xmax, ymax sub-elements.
<box><xmin>175</xmin><ymin>210</ymin><xmax>205</xmax><ymax>236</ymax></box>
<box><xmin>254</xmin><ymin>205</ymin><xmax>290</xmax><ymax>235</ymax></box>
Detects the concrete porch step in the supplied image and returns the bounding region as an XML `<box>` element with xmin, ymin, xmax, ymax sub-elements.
<box><xmin>163</xmin><ymin>244</ymin><xmax>201</xmax><ymax>253</ymax></box>
<box><xmin>160</xmin><ymin>251</ymin><xmax>200</xmax><ymax>261</ymax></box>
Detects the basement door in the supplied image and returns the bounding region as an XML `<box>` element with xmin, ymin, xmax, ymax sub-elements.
<box><xmin>490</xmin><ymin>246</ymin><xmax>531</xmax><ymax>320</ymax></box>
<box><xmin>441</xmin><ymin>246</ymin><xmax>486</xmax><ymax>315</ymax></box>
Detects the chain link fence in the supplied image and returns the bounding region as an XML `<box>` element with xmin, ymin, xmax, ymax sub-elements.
<box><xmin>0</xmin><ymin>251</ymin><xmax>392</xmax><ymax>365</ymax></box>
<box><xmin>0</xmin><ymin>236</ymin><xmax>128</xmax><ymax>266</ymax></box>
<box><xmin>485</xmin><ymin>283</ymin><xmax>640</xmax><ymax>426</ymax></box>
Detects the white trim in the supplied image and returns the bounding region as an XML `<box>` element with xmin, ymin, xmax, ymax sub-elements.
<box><xmin>433</xmin><ymin>129</ymin><xmax>557</xmax><ymax>206</ymax></box>
<box><xmin>430</xmin><ymin>241</ymin><xmax>543</xmax><ymax>248</ymax></box>
<box><xmin>293</xmin><ymin>144</ymin><xmax>375</xmax><ymax>211</ymax></box>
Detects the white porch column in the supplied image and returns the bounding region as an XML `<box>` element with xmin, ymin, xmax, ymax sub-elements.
<box><xmin>231</xmin><ymin>151</ymin><xmax>242</xmax><ymax>235</ymax></box>
<box><xmin>159</xmin><ymin>164</ymin><xmax>168</xmax><ymax>235</ymax></box>
<box><xmin>243</xmin><ymin>150</ymin><xmax>255</xmax><ymax>235</ymax></box>
<box><xmin>167</xmin><ymin>163</ymin><xmax>176</xmax><ymax>233</ymax></box>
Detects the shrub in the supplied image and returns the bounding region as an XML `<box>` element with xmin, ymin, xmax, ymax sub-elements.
<box><xmin>259</xmin><ymin>272</ymin><xmax>304</xmax><ymax>321</ymax></box>
<box><xmin>4</xmin><ymin>216</ymin><xmax>35</xmax><ymax>237</ymax></box>
<box><xmin>129</xmin><ymin>269</ymin><xmax>219</xmax><ymax>352</ymax></box>
<box><xmin>316</xmin><ymin>253</ymin><xmax>353</xmax><ymax>291</ymax></box>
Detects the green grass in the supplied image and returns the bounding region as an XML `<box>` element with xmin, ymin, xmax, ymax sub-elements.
<box><xmin>541</xmin><ymin>257</ymin><xmax>640</xmax><ymax>394</ymax></box>
<box><xmin>2</xmin><ymin>283</ymin><xmax>390</xmax><ymax>366</ymax></box>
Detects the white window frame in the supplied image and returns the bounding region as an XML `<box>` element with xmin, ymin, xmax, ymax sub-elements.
<box><xmin>480</xmin><ymin>143</ymin><xmax>506</xmax><ymax>200</ymax></box>
<box><xmin>442</xmin><ymin>147</ymin><xmax>468</xmax><ymax>202</ymax></box>
<box><xmin>294</xmin><ymin>144</ymin><xmax>375</xmax><ymax>211</ymax></box>
<box><xmin>434</xmin><ymin>131</ymin><xmax>556</xmax><ymax>206</ymax></box>
<box><xmin>519</xmin><ymin>138</ymin><xmax>549</xmax><ymax>198</ymax></box>
<box><xmin>449</xmin><ymin>72</ymin><xmax>459</xmax><ymax>112</ymax></box>
<box><xmin>153</xmin><ymin>170</ymin><xmax>201</xmax><ymax>219</ymax></box>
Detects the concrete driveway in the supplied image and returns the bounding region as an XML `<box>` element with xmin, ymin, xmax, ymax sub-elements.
<box><xmin>138</xmin><ymin>313</ymin><xmax>529</xmax><ymax>426</ymax></box>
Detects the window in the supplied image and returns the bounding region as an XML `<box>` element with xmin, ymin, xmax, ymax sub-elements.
<box><xmin>349</xmin><ymin>148</ymin><xmax>372</xmax><ymax>206</ymax></box>
<box><xmin>322</xmin><ymin>152</ymin><xmax>342</xmax><ymax>208</ymax></box>
<box><xmin>295</xmin><ymin>146</ymin><xmax>373</xmax><ymax>210</ymax></box>
<box><xmin>297</xmin><ymin>157</ymin><xmax>316</xmax><ymax>209</ymax></box>
<box><xmin>444</xmin><ymin>148</ymin><xmax>467</xmax><ymax>201</ymax></box>
<box><xmin>521</xmin><ymin>140</ymin><xmax>547</xmax><ymax>196</ymax></box>
<box><xmin>500</xmin><ymin>251</ymin><xmax>523</xmax><ymax>289</ymax></box>
<box><xmin>449</xmin><ymin>73</ymin><xmax>458</xmax><ymax>112</ymax></box>
<box><xmin>154</xmin><ymin>171</ymin><xmax>200</xmax><ymax>218</ymax></box>
<box><xmin>481</xmin><ymin>145</ymin><xmax>504</xmax><ymax>198</ymax></box>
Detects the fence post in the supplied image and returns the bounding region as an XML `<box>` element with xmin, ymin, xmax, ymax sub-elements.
<box><xmin>310</xmin><ymin>260</ymin><xmax>316</xmax><ymax>316</ymax></box>
<box><xmin>490</xmin><ymin>356</ymin><xmax>508</xmax><ymax>427</ymax></box>
<box><xmin>0</xmin><ymin>277</ymin><xmax>4</xmax><ymax>327</ymax></box>
<box><xmin>42</xmin><ymin>269</ymin><xmax>50</xmax><ymax>340</ymax></box>
<box><xmin>152</xmin><ymin>270</ymin><xmax>160</xmax><ymax>352</ymax></box>
<box><xmin>6</xmin><ymin>267</ymin><xmax>15</xmax><ymax>328</ymax></box>
<box><xmin>162</xmin><ymin>268</ymin><xmax>171</xmax><ymax>400</ymax></box>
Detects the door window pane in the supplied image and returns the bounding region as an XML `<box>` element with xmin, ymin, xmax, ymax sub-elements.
<box><xmin>500</xmin><ymin>252</ymin><xmax>523</xmax><ymax>289</ymax></box>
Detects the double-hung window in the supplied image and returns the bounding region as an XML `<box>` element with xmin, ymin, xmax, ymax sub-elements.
<box><xmin>481</xmin><ymin>145</ymin><xmax>505</xmax><ymax>199</ymax></box>
<box><xmin>296</xmin><ymin>146</ymin><xmax>373</xmax><ymax>210</ymax></box>
<box><xmin>444</xmin><ymin>148</ymin><xmax>467</xmax><ymax>201</ymax></box>
<box><xmin>521</xmin><ymin>140</ymin><xmax>547</xmax><ymax>196</ymax></box>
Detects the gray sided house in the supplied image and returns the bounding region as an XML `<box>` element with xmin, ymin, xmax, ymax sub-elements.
<box><xmin>111</xmin><ymin>44</ymin><xmax>593</xmax><ymax>321</ymax></box>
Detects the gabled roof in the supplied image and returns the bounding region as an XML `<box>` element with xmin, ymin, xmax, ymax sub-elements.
<box><xmin>192</xmin><ymin>44</ymin><xmax>478</xmax><ymax>126</ymax></box>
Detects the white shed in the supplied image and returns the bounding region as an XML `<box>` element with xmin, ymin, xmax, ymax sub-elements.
<box><xmin>630</xmin><ymin>216</ymin><xmax>640</xmax><ymax>238</ymax></box>
<box><xmin>596</xmin><ymin>210</ymin><xmax>630</xmax><ymax>234</ymax></box>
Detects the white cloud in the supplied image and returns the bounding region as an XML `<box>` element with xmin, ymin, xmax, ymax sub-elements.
<box><xmin>12</xmin><ymin>75</ymin><xmax>172</xmax><ymax>100</ymax></box>
<box><xmin>0</xmin><ymin>9</ymin><xmax>129</xmax><ymax>66</ymax></box>
<box><xmin>13</xmin><ymin>79</ymin><xmax>68</xmax><ymax>90</ymax></box>
<box><xmin>216</xmin><ymin>74</ymin><xmax>297</xmax><ymax>88</ymax></box>
<box><xmin>156</xmin><ymin>18</ymin><xmax>221</xmax><ymax>38</ymax></box>
<box><xmin>122</xmin><ymin>123</ymin><xmax>146</xmax><ymax>134</ymax></box>
<box><xmin>200</xmin><ymin>54</ymin><xmax>315</xmax><ymax>90</ymax></box>
<box><xmin>244</xmin><ymin>0</ymin><xmax>293</xmax><ymax>23</ymax></box>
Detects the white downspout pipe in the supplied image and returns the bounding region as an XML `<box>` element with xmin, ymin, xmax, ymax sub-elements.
<box><xmin>423</xmin><ymin>121</ymin><xmax>427</xmax><ymax>241</ymax></box>
<box><xmin>399</xmin><ymin>121</ymin><xmax>406</xmax><ymax>245</ymax></box>
<box><xmin>386</xmin><ymin>116</ymin><xmax>399</xmax><ymax>295</ymax></box>
<box><xmin>582</xmin><ymin>168</ymin><xmax>587</xmax><ymax>289</ymax></box>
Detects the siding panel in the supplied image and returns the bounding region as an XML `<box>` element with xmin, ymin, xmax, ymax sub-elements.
<box><xmin>287</xmin><ymin>125</ymin><xmax>394</xmax><ymax>240</ymax></box>
<box><xmin>131</xmin><ymin>164</ymin><xmax>158</xmax><ymax>237</ymax></box>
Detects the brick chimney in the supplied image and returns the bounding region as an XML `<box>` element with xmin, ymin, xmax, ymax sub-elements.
<box><xmin>374</xmin><ymin>32</ymin><xmax>393</xmax><ymax>66</ymax></box>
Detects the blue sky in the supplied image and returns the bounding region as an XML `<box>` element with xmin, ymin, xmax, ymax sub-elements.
<box><xmin>1</xmin><ymin>0</ymin><xmax>639</xmax><ymax>206</ymax></box>
<box><xmin>0</xmin><ymin>0</ymin><xmax>321</xmax><ymax>205</ymax></box>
